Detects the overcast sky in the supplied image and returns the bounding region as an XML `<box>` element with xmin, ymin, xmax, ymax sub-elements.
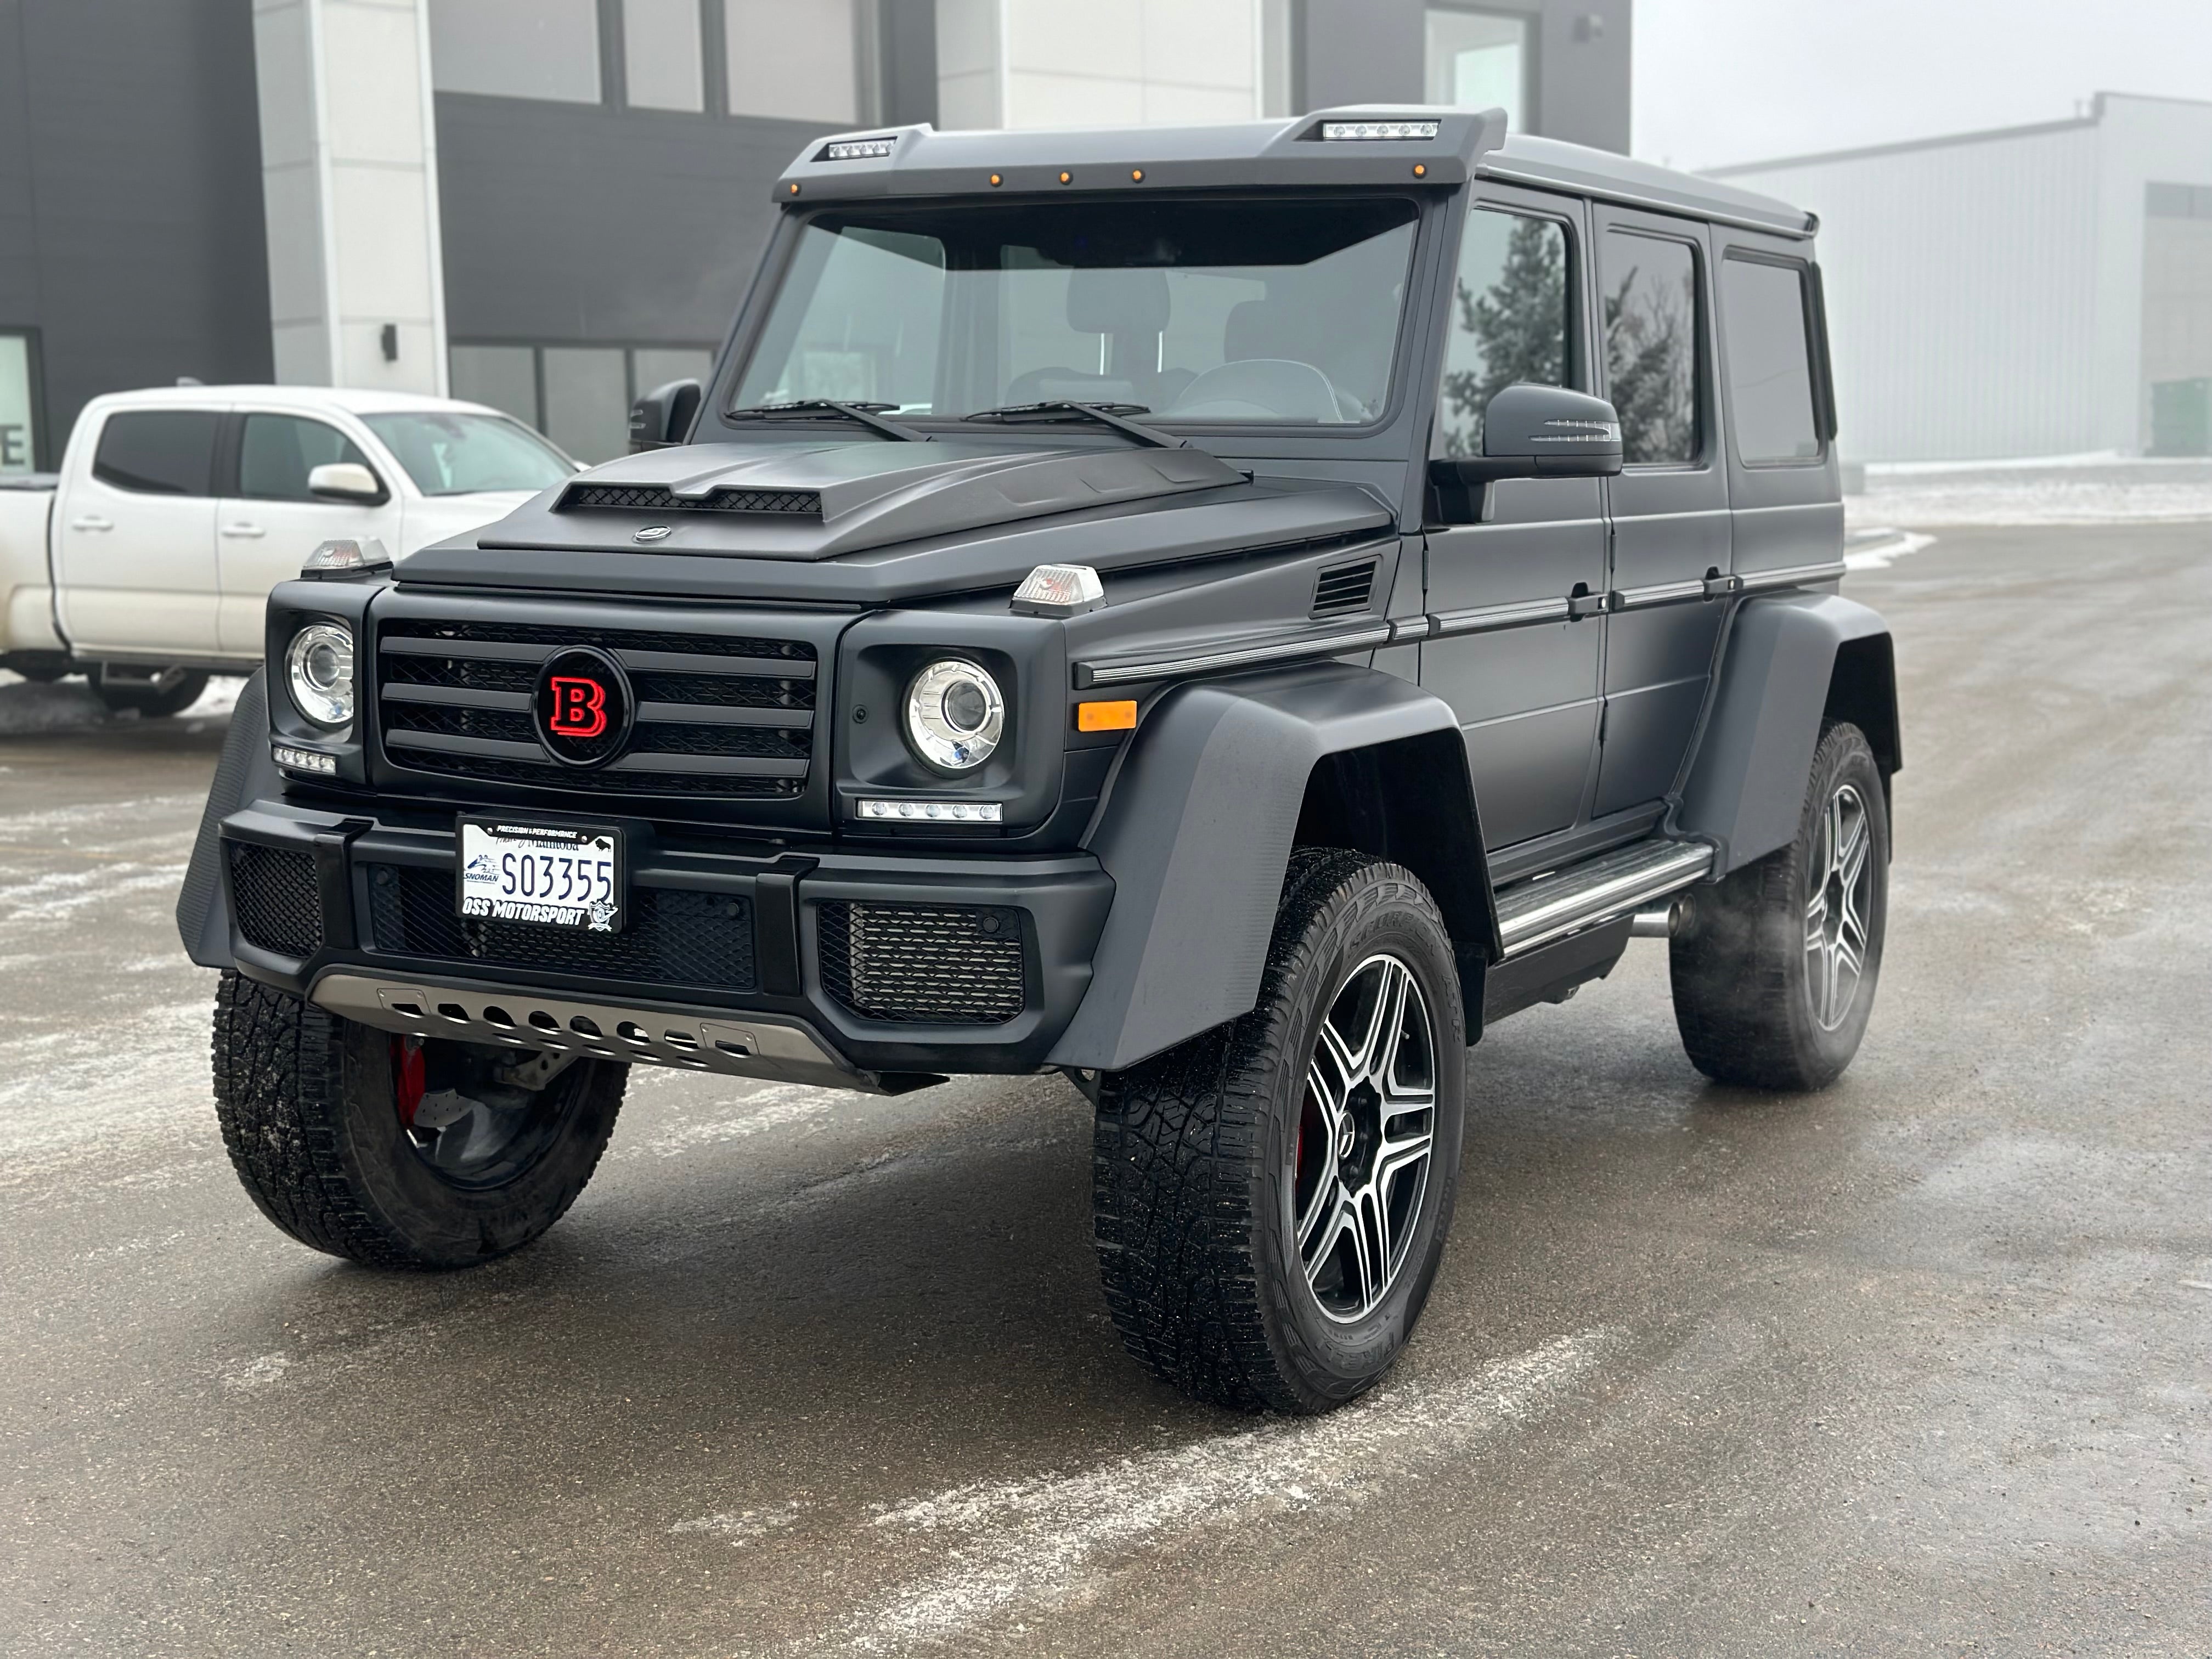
<box><xmin>1632</xmin><ymin>0</ymin><xmax>2212</xmax><ymax>171</ymax></box>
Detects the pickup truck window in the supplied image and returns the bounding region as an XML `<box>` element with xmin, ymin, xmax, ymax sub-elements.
<box><xmin>91</xmin><ymin>410</ymin><xmax>219</xmax><ymax>495</ymax></box>
<box><xmin>735</xmin><ymin>198</ymin><xmax>1420</xmax><ymax>426</ymax></box>
<box><xmin>238</xmin><ymin>414</ymin><xmax>375</xmax><ymax>501</ymax></box>
<box><xmin>1601</xmin><ymin>230</ymin><xmax>1701</xmax><ymax>466</ymax></box>
<box><xmin>360</xmin><ymin>412</ymin><xmax>573</xmax><ymax>496</ymax></box>
<box><xmin>1434</xmin><ymin>207</ymin><xmax>1573</xmax><ymax>459</ymax></box>
<box><xmin>1721</xmin><ymin>256</ymin><xmax>1821</xmax><ymax>464</ymax></box>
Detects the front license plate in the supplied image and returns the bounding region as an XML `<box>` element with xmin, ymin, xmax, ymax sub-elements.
<box><xmin>458</xmin><ymin>819</ymin><xmax>624</xmax><ymax>933</ymax></box>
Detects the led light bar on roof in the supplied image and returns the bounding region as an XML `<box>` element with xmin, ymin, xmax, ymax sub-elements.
<box><xmin>821</xmin><ymin>136</ymin><xmax>896</xmax><ymax>161</ymax></box>
<box><xmin>1320</xmin><ymin>119</ymin><xmax>1440</xmax><ymax>142</ymax></box>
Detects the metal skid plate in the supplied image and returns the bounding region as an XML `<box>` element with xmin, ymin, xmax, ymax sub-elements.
<box><xmin>309</xmin><ymin>970</ymin><xmax>896</xmax><ymax>1094</ymax></box>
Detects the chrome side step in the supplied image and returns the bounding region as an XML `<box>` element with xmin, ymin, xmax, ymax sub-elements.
<box><xmin>1493</xmin><ymin>838</ymin><xmax>1714</xmax><ymax>959</ymax></box>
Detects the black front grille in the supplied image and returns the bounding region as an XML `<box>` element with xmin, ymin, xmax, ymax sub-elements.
<box><xmin>816</xmin><ymin>901</ymin><xmax>1026</xmax><ymax>1025</ymax></box>
<box><xmin>1311</xmin><ymin>558</ymin><xmax>1379</xmax><ymax>617</ymax></box>
<box><xmin>561</xmin><ymin>483</ymin><xmax>822</xmax><ymax>516</ymax></box>
<box><xmin>366</xmin><ymin>864</ymin><xmax>756</xmax><ymax>992</ymax></box>
<box><xmin>228</xmin><ymin>843</ymin><xmax>322</xmax><ymax>957</ymax></box>
<box><xmin>376</xmin><ymin>616</ymin><xmax>817</xmax><ymax>802</ymax></box>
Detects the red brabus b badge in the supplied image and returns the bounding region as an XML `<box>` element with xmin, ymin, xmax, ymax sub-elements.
<box><xmin>533</xmin><ymin>646</ymin><xmax>633</xmax><ymax>768</ymax></box>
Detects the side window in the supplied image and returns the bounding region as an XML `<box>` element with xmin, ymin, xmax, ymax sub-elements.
<box><xmin>1601</xmin><ymin>230</ymin><xmax>1701</xmax><ymax>465</ymax></box>
<box><xmin>238</xmin><ymin>414</ymin><xmax>375</xmax><ymax>501</ymax></box>
<box><xmin>91</xmin><ymin>410</ymin><xmax>220</xmax><ymax>495</ymax></box>
<box><xmin>1721</xmin><ymin>256</ymin><xmax>1821</xmax><ymax>463</ymax></box>
<box><xmin>1434</xmin><ymin>207</ymin><xmax>1573</xmax><ymax>459</ymax></box>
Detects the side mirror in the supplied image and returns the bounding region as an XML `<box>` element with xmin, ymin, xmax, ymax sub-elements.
<box><xmin>1428</xmin><ymin>384</ymin><xmax>1623</xmax><ymax>505</ymax></box>
<box><xmin>629</xmin><ymin>378</ymin><xmax>703</xmax><ymax>452</ymax></box>
<box><xmin>307</xmin><ymin>461</ymin><xmax>386</xmax><ymax>503</ymax></box>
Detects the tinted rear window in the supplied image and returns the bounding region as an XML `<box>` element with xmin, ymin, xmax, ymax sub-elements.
<box><xmin>92</xmin><ymin>410</ymin><xmax>220</xmax><ymax>495</ymax></box>
<box><xmin>1721</xmin><ymin>257</ymin><xmax>1820</xmax><ymax>464</ymax></box>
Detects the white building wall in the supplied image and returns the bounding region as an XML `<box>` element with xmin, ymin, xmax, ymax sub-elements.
<box><xmin>935</xmin><ymin>0</ymin><xmax>1268</xmax><ymax>133</ymax></box>
<box><xmin>1718</xmin><ymin>123</ymin><xmax>2103</xmax><ymax>462</ymax></box>
<box><xmin>2087</xmin><ymin>95</ymin><xmax>2212</xmax><ymax>453</ymax></box>
<box><xmin>253</xmin><ymin>0</ymin><xmax>448</xmax><ymax>394</ymax></box>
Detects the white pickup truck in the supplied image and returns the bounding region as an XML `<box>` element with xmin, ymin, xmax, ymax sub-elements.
<box><xmin>0</xmin><ymin>386</ymin><xmax>577</xmax><ymax>714</ymax></box>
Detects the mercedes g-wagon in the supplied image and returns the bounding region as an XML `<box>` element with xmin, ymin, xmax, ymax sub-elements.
<box><xmin>180</xmin><ymin>110</ymin><xmax>1898</xmax><ymax>1415</ymax></box>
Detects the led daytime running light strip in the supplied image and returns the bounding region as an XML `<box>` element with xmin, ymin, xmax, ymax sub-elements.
<box><xmin>858</xmin><ymin>799</ymin><xmax>1003</xmax><ymax>823</ymax></box>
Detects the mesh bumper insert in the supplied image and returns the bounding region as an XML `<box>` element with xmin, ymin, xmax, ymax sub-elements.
<box><xmin>228</xmin><ymin>842</ymin><xmax>323</xmax><ymax>957</ymax></box>
<box><xmin>816</xmin><ymin>901</ymin><xmax>1026</xmax><ymax>1025</ymax></box>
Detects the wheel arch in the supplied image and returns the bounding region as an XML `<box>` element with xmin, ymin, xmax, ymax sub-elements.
<box><xmin>1049</xmin><ymin>663</ymin><xmax>1492</xmax><ymax>1074</ymax></box>
<box><xmin>1677</xmin><ymin>592</ymin><xmax>1900</xmax><ymax>875</ymax></box>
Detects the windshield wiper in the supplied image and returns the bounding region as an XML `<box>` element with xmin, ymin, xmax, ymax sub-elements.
<box><xmin>962</xmin><ymin>401</ymin><xmax>1186</xmax><ymax>450</ymax></box>
<box><xmin>725</xmin><ymin>399</ymin><xmax>927</xmax><ymax>442</ymax></box>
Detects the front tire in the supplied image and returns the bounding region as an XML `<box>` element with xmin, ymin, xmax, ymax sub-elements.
<box><xmin>1092</xmin><ymin>849</ymin><xmax>1469</xmax><ymax>1414</ymax></box>
<box><xmin>1669</xmin><ymin>720</ymin><xmax>1889</xmax><ymax>1090</ymax></box>
<box><xmin>211</xmin><ymin>972</ymin><xmax>627</xmax><ymax>1268</ymax></box>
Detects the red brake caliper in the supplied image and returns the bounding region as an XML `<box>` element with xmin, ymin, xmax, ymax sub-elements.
<box><xmin>391</xmin><ymin>1035</ymin><xmax>427</xmax><ymax>1127</ymax></box>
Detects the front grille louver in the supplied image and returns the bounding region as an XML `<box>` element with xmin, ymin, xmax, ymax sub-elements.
<box><xmin>1311</xmin><ymin>558</ymin><xmax>1379</xmax><ymax>618</ymax></box>
<box><xmin>376</xmin><ymin>617</ymin><xmax>817</xmax><ymax>803</ymax></box>
<box><xmin>560</xmin><ymin>483</ymin><xmax>822</xmax><ymax>516</ymax></box>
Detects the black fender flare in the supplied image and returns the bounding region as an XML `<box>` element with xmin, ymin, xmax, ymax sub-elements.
<box><xmin>176</xmin><ymin>669</ymin><xmax>278</xmax><ymax>969</ymax></box>
<box><xmin>1047</xmin><ymin>662</ymin><xmax>1486</xmax><ymax>1073</ymax></box>
<box><xmin>1676</xmin><ymin>592</ymin><xmax>1900</xmax><ymax>874</ymax></box>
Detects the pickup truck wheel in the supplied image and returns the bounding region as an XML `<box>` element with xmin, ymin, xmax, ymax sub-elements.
<box><xmin>91</xmin><ymin>666</ymin><xmax>208</xmax><ymax>718</ymax></box>
<box><xmin>211</xmin><ymin>970</ymin><xmax>626</xmax><ymax>1268</ymax></box>
<box><xmin>1092</xmin><ymin>849</ymin><xmax>1468</xmax><ymax>1414</ymax></box>
<box><xmin>1669</xmin><ymin>720</ymin><xmax>1889</xmax><ymax>1091</ymax></box>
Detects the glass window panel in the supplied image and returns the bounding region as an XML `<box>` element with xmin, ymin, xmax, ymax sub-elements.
<box><xmin>541</xmin><ymin>346</ymin><xmax>631</xmax><ymax>464</ymax></box>
<box><xmin>733</xmin><ymin>198</ymin><xmax>1418</xmax><ymax>425</ymax></box>
<box><xmin>1601</xmin><ymin>231</ymin><xmax>1701</xmax><ymax>465</ymax></box>
<box><xmin>1425</xmin><ymin>8</ymin><xmax>1527</xmax><ymax>130</ymax></box>
<box><xmin>1722</xmin><ymin>257</ymin><xmax>1821</xmax><ymax>463</ymax></box>
<box><xmin>633</xmin><ymin>347</ymin><xmax>716</xmax><ymax>395</ymax></box>
<box><xmin>237</xmin><ymin>414</ymin><xmax>374</xmax><ymax>501</ymax></box>
<box><xmin>363</xmin><ymin>413</ymin><xmax>577</xmax><ymax>494</ymax></box>
<box><xmin>0</xmin><ymin>334</ymin><xmax>36</xmax><ymax>473</ymax></box>
<box><xmin>91</xmin><ymin>410</ymin><xmax>220</xmax><ymax>496</ymax></box>
<box><xmin>725</xmin><ymin>0</ymin><xmax>856</xmax><ymax>122</ymax></box>
<box><xmin>450</xmin><ymin>343</ymin><xmax>541</xmax><ymax>426</ymax></box>
<box><xmin>625</xmin><ymin>0</ymin><xmax>704</xmax><ymax>111</ymax></box>
<box><xmin>1434</xmin><ymin>208</ymin><xmax>1571</xmax><ymax>458</ymax></box>
<box><xmin>430</xmin><ymin>0</ymin><xmax>601</xmax><ymax>103</ymax></box>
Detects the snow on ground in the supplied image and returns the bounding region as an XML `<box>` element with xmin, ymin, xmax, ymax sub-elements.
<box><xmin>1846</xmin><ymin>454</ymin><xmax>2212</xmax><ymax>528</ymax></box>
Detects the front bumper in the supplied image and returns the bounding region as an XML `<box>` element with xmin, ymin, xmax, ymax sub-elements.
<box><xmin>218</xmin><ymin>798</ymin><xmax>1114</xmax><ymax>1087</ymax></box>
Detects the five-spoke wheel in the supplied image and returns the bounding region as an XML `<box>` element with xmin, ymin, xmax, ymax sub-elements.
<box><xmin>1295</xmin><ymin>953</ymin><xmax>1438</xmax><ymax>1323</ymax></box>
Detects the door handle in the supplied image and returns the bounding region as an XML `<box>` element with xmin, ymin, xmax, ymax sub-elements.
<box><xmin>221</xmin><ymin>523</ymin><xmax>267</xmax><ymax>538</ymax></box>
<box><xmin>70</xmin><ymin>515</ymin><xmax>112</xmax><ymax>532</ymax></box>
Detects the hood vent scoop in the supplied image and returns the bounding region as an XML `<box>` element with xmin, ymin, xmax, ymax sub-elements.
<box><xmin>561</xmin><ymin>483</ymin><xmax>823</xmax><ymax>517</ymax></box>
<box><xmin>1311</xmin><ymin>557</ymin><xmax>1379</xmax><ymax>618</ymax></box>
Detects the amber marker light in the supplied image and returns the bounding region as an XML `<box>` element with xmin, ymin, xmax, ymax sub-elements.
<box><xmin>788</xmin><ymin>182</ymin><xmax>800</xmax><ymax>195</ymax></box>
<box><xmin>1059</xmin><ymin>170</ymin><xmax>1073</xmax><ymax>184</ymax></box>
<box><xmin>989</xmin><ymin>172</ymin><xmax>1003</xmax><ymax>186</ymax></box>
<box><xmin>1077</xmin><ymin>700</ymin><xmax>1138</xmax><ymax>733</ymax></box>
<box><xmin>1131</xmin><ymin>168</ymin><xmax>1144</xmax><ymax>182</ymax></box>
<box><xmin>1412</xmin><ymin>163</ymin><xmax>1427</xmax><ymax>177</ymax></box>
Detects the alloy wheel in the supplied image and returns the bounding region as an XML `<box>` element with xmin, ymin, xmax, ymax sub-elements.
<box><xmin>1804</xmin><ymin>780</ymin><xmax>1875</xmax><ymax>1032</ymax></box>
<box><xmin>1292</xmin><ymin>952</ymin><xmax>1438</xmax><ymax>1322</ymax></box>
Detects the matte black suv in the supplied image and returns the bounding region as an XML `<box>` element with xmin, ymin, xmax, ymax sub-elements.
<box><xmin>180</xmin><ymin>110</ymin><xmax>1897</xmax><ymax>1415</ymax></box>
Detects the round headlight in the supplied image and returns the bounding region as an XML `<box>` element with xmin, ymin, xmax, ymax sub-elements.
<box><xmin>286</xmin><ymin>623</ymin><xmax>356</xmax><ymax>729</ymax></box>
<box><xmin>904</xmin><ymin>658</ymin><xmax>1005</xmax><ymax>772</ymax></box>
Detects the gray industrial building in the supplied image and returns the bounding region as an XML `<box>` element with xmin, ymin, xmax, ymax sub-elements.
<box><xmin>0</xmin><ymin>0</ymin><xmax>1632</xmax><ymax>471</ymax></box>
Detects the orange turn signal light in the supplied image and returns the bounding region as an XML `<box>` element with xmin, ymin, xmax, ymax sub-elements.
<box><xmin>1076</xmin><ymin>699</ymin><xmax>1138</xmax><ymax>733</ymax></box>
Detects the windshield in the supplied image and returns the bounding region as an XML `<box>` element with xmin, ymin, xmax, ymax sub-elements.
<box><xmin>361</xmin><ymin>412</ymin><xmax>575</xmax><ymax>496</ymax></box>
<box><xmin>732</xmin><ymin>198</ymin><xmax>1421</xmax><ymax>426</ymax></box>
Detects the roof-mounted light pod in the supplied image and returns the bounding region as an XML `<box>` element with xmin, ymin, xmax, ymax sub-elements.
<box><xmin>300</xmin><ymin>537</ymin><xmax>392</xmax><ymax>580</ymax></box>
<box><xmin>821</xmin><ymin>136</ymin><xmax>896</xmax><ymax>161</ymax></box>
<box><xmin>1320</xmin><ymin>119</ymin><xmax>1440</xmax><ymax>141</ymax></box>
<box><xmin>1010</xmin><ymin>563</ymin><xmax>1106</xmax><ymax>618</ymax></box>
